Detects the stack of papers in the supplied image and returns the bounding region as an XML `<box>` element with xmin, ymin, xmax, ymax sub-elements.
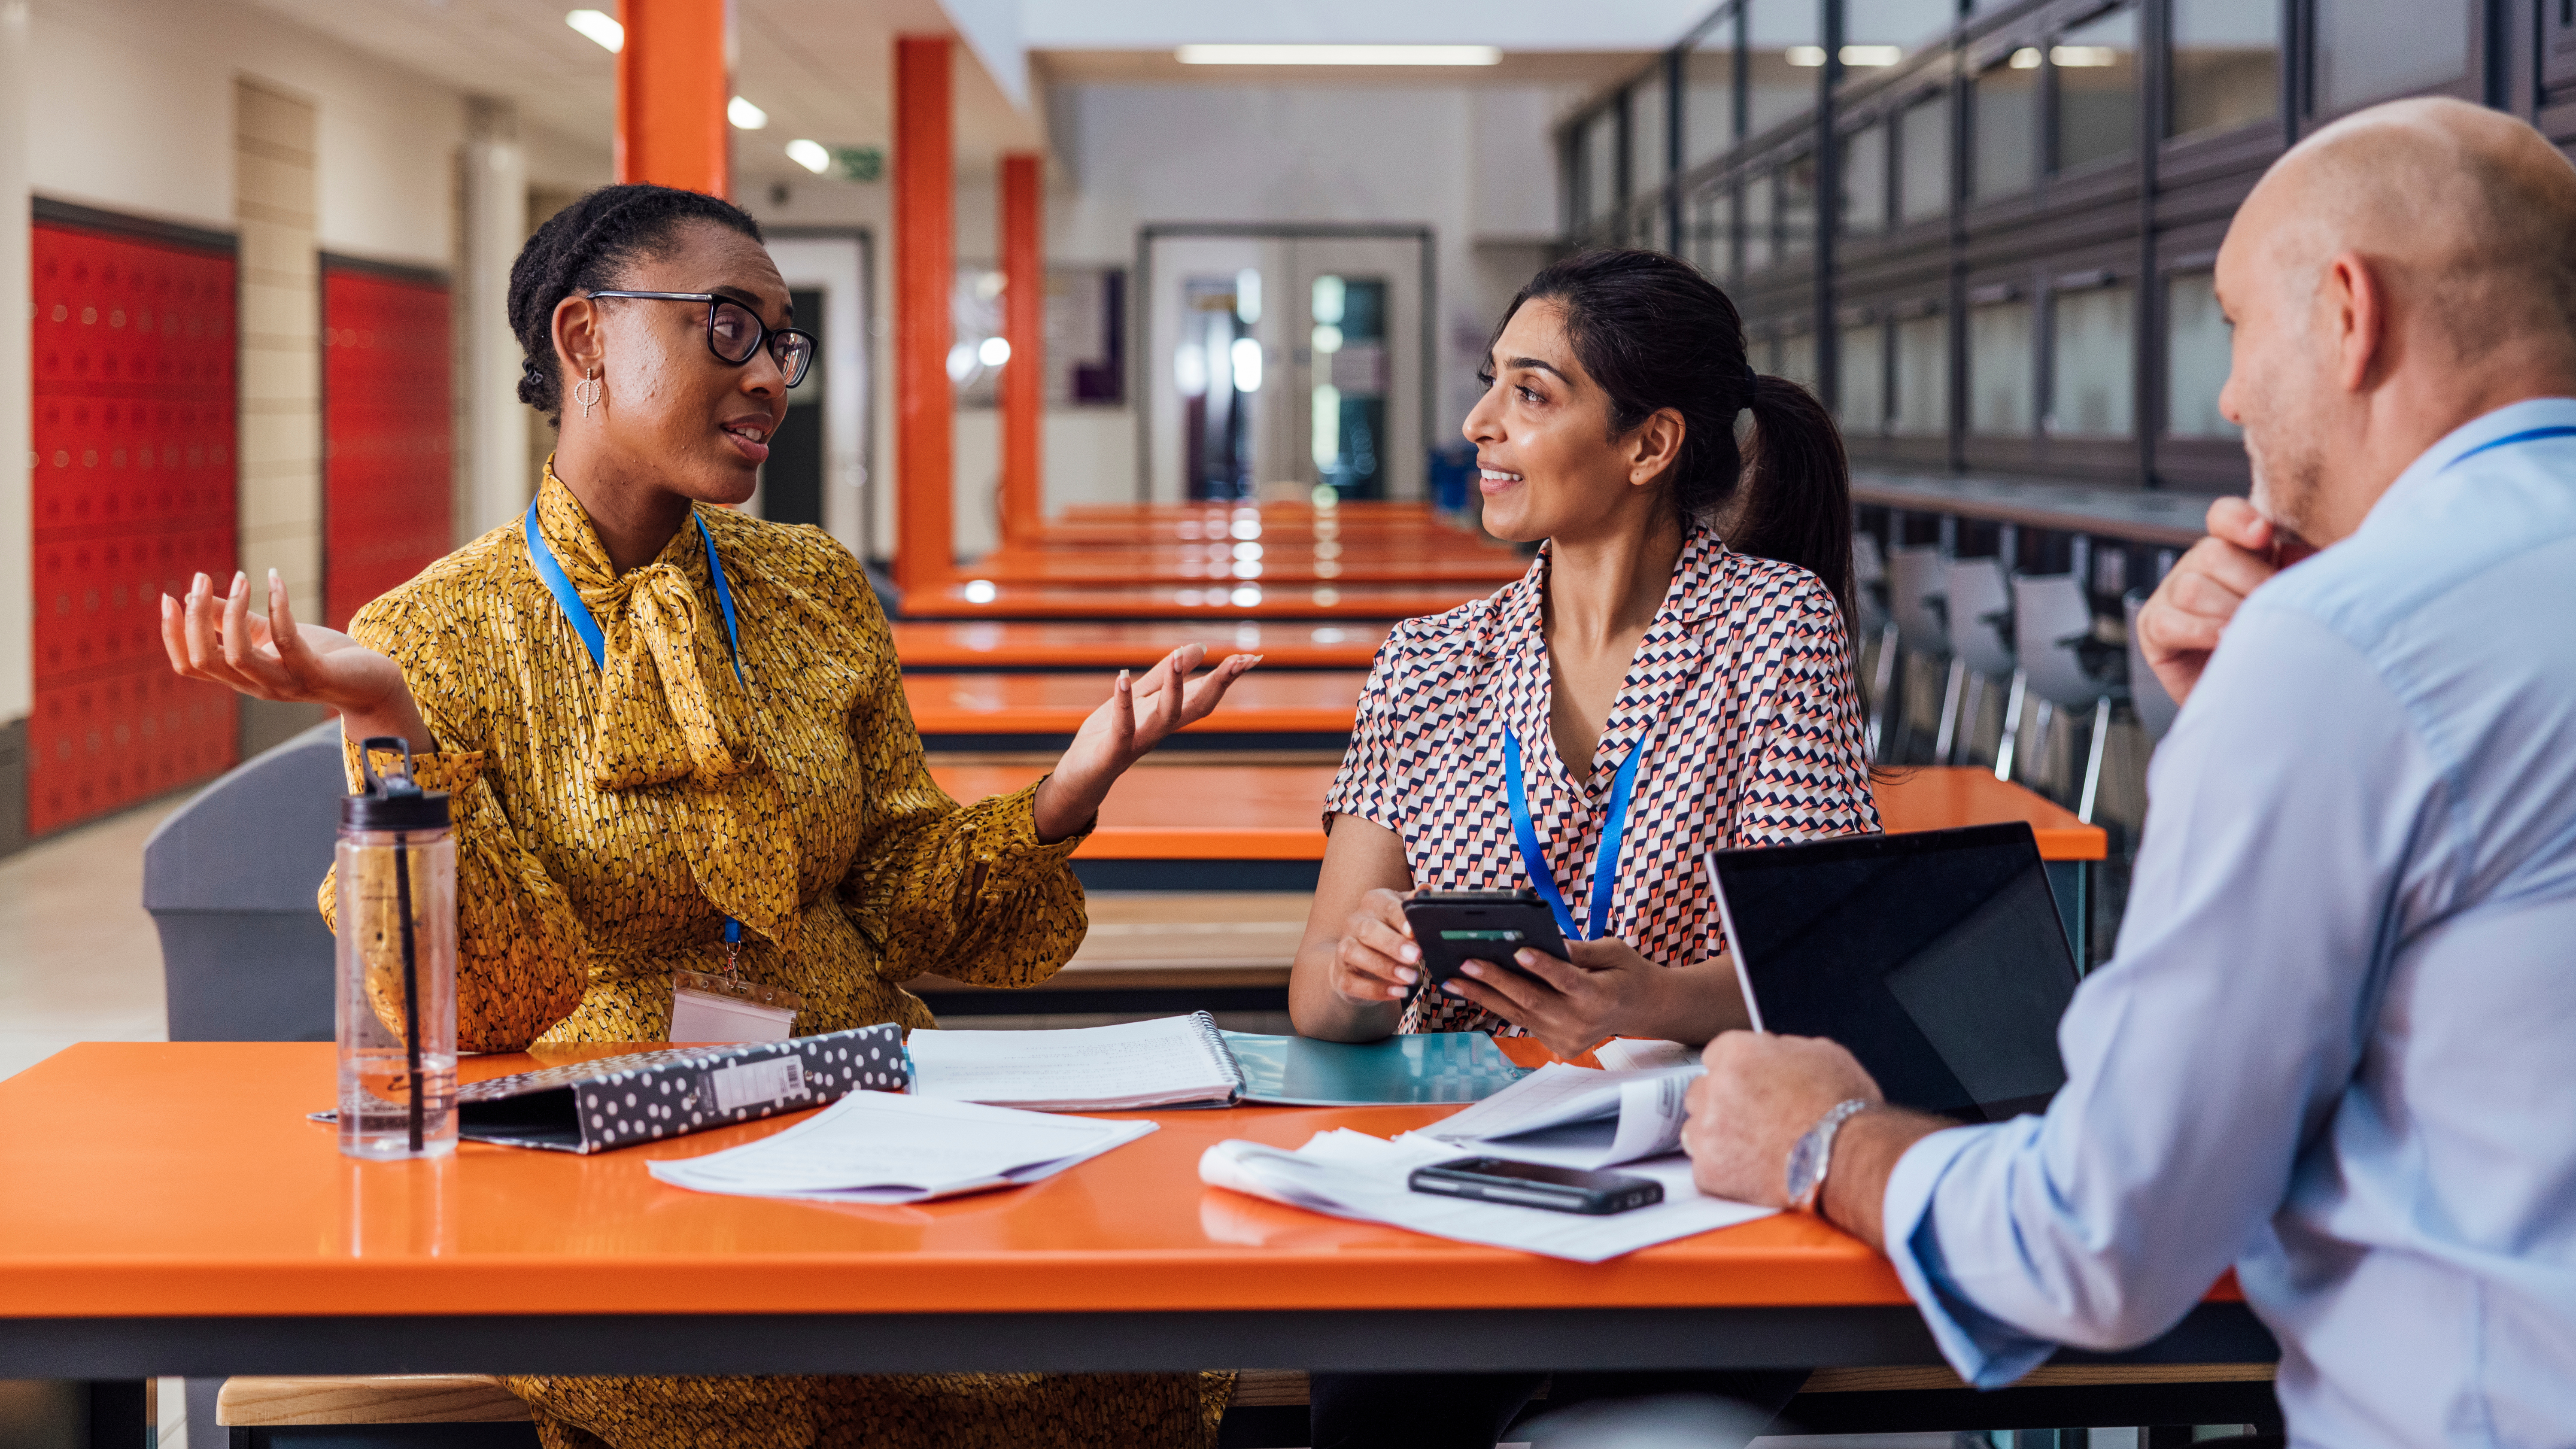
<box><xmin>1413</xmin><ymin>1061</ymin><xmax>1704</xmax><ymax>1170</ymax></box>
<box><xmin>905</xmin><ymin>1013</ymin><xmax>1530</xmax><ymax>1110</ymax></box>
<box><xmin>1199</xmin><ymin>1130</ymin><xmax>1770</xmax><ymax>1263</ymax></box>
<box><xmin>647</xmin><ymin>1091</ymin><xmax>1157</xmax><ymax>1203</ymax></box>
<box><xmin>907</xmin><ymin>1015</ymin><xmax>1241</xmax><ymax>1110</ymax></box>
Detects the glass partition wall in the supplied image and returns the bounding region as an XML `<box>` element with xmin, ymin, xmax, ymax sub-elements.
<box><xmin>1560</xmin><ymin>0</ymin><xmax>2554</xmax><ymax>494</ymax></box>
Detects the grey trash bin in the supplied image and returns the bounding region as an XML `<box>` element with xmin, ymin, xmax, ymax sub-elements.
<box><xmin>141</xmin><ymin>720</ymin><xmax>345</xmax><ymax>1042</ymax></box>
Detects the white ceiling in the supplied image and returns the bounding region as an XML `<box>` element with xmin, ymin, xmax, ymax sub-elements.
<box><xmin>1016</xmin><ymin>0</ymin><xmax>1715</xmax><ymax>51</ymax></box>
<box><xmin>245</xmin><ymin>0</ymin><xmax>1045</xmax><ymax>186</ymax></box>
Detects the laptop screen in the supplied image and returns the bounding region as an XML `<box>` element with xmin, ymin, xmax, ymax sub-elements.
<box><xmin>1707</xmin><ymin>823</ymin><xmax>2079</xmax><ymax>1123</ymax></box>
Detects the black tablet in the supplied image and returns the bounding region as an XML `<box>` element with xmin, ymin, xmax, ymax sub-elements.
<box><xmin>1401</xmin><ymin>890</ymin><xmax>1567</xmax><ymax>985</ymax></box>
<box><xmin>1707</xmin><ymin>823</ymin><xmax>2080</xmax><ymax>1123</ymax></box>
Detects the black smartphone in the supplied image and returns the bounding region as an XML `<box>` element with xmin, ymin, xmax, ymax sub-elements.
<box><xmin>1401</xmin><ymin>890</ymin><xmax>1568</xmax><ymax>985</ymax></box>
<box><xmin>1407</xmin><ymin>1156</ymin><xmax>1665</xmax><ymax>1215</ymax></box>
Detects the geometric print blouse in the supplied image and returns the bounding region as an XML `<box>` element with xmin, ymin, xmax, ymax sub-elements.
<box><xmin>1323</xmin><ymin>526</ymin><xmax>1880</xmax><ymax>1036</ymax></box>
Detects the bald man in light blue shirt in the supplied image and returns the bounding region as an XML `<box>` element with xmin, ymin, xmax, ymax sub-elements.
<box><xmin>1682</xmin><ymin>99</ymin><xmax>2576</xmax><ymax>1447</ymax></box>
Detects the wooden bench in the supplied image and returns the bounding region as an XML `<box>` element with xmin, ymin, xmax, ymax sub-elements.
<box><xmin>892</xmin><ymin>620</ymin><xmax>1389</xmax><ymax>672</ymax></box>
<box><xmin>217</xmin><ymin>1363</ymin><xmax>2278</xmax><ymax>1446</ymax></box>
<box><xmin>905</xmin><ymin>671</ymin><xmax>1365</xmax><ymax>753</ymax></box>
<box><xmin>899</xmin><ymin>579</ymin><xmax>1491</xmax><ymax>621</ymax></box>
<box><xmin>909</xmin><ymin>763</ymin><xmax>2110</xmax><ymax>1015</ymax></box>
<box><xmin>963</xmin><ymin>545</ymin><xmax>1527</xmax><ymax>587</ymax></box>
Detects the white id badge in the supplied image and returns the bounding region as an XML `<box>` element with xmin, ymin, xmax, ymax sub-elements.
<box><xmin>669</xmin><ymin>970</ymin><xmax>802</xmax><ymax>1044</ymax></box>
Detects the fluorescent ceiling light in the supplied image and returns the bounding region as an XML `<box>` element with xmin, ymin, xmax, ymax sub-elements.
<box><xmin>1175</xmin><ymin>44</ymin><xmax>1501</xmax><ymax>67</ymax></box>
<box><xmin>2009</xmin><ymin>46</ymin><xmax>2043</xmax><ymax>68</ymax></box>
<box><xmin>1787</xmin><ymin>44</ymin><xmax>1904</xmax><ymax>67</ymax></box>
<box><xmin>785</xmin><ymin>139</ymin><xmax>831</xmax><ymax>174</ymax></box>
<box><xmin>2051</xmin><ymin>45</ymin><xmax>2120</xmax><ymax>67</ymax></box>
<box><xmin>565</xmin><ymin>9</ymin><xmax>623</xmax><ymax>52</ymax></box>
<box><xmin>728</xmin><ymin>96</ymin><xmax>769</xmax><ymax>130</ymax></box>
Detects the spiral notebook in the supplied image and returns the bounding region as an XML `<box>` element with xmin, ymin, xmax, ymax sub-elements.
<box><xmin>905</xmin><ymin>1013</ymin><xmax>1528</xmax><ymax>1111</ymax></box>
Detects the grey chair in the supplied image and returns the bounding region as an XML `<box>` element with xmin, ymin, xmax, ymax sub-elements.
<box><xmin>1878</xmin><ymin>545</ymin><xmax>1949</xmax><ymax>762</ymax></box>
<box><xmin>1936</xmin><ymin>556</ymin><xmax>2012</xmax><ymax>765</ymax></box>
<box><xmin>142</xmin><ymin>720</ymin><xmax>344</xmax><ymax>1043</ymax></box>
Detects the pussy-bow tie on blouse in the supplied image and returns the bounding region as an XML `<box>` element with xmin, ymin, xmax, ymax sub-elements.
<box><xmin>533</xmin><ymin>469</ymin><xmax>801</xmax><ymax>946</ymax></box>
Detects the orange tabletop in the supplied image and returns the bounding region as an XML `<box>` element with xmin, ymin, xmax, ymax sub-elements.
<box><xmin>905</xmin><ymin>672</ymin><xmax>1363</xmax><ymax>739</ymax></box>
<box><xmin>0</xmin><ymin>1042</ymin><xmax>1902</xmax><ymax>1323</ymax></box>
<box><xmin>901</xmin><ymin>579</ymin><xmax>1492</xmax><ymax>621</ymax></box>
<box><xmin>891</xmin><ymin>620</ymin><xmax>1389</xmax><ymax>671</ymax></box>
<box><xmin>1875</xmin><ymin>766</ymin><xmax>2107</xmax><ymax>862</ymax></box>
<box><xmin>960</xmin><ymin>545</ymin><xmax>1528</xmax><ymax>587</ymax></box>
<box><xmin>927</xmin><ymin>763</ymin><xmax>2105</xmax><ymax>864</ymax></box>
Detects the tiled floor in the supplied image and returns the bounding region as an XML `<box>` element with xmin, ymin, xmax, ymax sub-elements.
<box><xmin>0</xmin><ymin>793</ymin><xmax>194</xmax><ymax>1082</ymax></box>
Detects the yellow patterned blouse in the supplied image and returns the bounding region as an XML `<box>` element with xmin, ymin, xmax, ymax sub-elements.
<box><xmin>317</xmin><ymin>468</ymin><xmax>1227</xmax><ymax>1449</ymax></box>
<box><xmin>319</xmin><ymin>467</ymin><xmax>1088</xmax><ymax>1048</ymax></box>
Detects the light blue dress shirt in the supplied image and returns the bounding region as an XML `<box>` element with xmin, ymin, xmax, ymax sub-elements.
<box><xmin>1880</xmin><ymin>399</ymin><xmax>2576</xmax><ymax>1447</ymax></box>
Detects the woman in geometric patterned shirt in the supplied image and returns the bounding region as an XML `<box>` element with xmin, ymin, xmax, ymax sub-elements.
<box><xmin>1292</xmin><ymin>248</ymin><xmax>1880</xmax><ymax>1063</ymax></box>
<box><xmin>161</xmin><ymin>185</ymin><xmax>1245</xmax><ymax>1449</ymax></box>
<box><xmin>1289</xmin><ymin>248</ymin><xmax>1882</xmax><ymax>1449</ymax></box>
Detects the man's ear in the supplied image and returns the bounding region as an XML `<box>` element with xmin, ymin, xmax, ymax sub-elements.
<box><xmin>2324</xmin><ymin>250</ymin><xmax>2385</xmax><ymax>395</ymax></box>
<box><xmin>1627</xmin><ymin>407</ymin><xmax>1687</xmax><ymax>488</ymax></box>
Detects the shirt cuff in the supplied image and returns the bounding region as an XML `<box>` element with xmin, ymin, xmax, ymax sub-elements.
<box><xmin>983</xmin><ymin>777</ymin><xmax>1089</xmax><ymax>866</ymax></box>
<box><xmin>1881</xmin><ymin>1122</ymin><xmax>2060</xmax><ymax>1388</ymax></box>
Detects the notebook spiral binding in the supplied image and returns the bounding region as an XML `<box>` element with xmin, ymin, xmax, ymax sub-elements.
<box><xmin>1187</xmin><ymin>1010</ymin><xmax>1249</xmax><ymax>1100</ymax></box>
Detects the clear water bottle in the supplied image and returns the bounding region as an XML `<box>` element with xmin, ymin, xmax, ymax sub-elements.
<box><xmin>335</xmin><ymin>738</ymin><xmax>458</xmax><ymax>1159</ymax></box>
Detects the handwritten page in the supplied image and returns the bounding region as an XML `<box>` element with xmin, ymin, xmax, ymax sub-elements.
<box><xmin>906</xmin><ymin>1014</ymin><xmax>1240</xmax><ymax>1110</ymax></box>
<box><xmin>649</xmin><ymin>1092</ymin><xmax>1156</xmax><ymax>1203</ymax></box>
<box><xmin>1199</xmin><ymin>1130</ymin><xmax>1770</xmax><ymax>1263</ymax></box>
<box><xmin>1415</xmin><ymin>1062</ymin><xmax>1704</xmax><ymax>1169</ymax></box>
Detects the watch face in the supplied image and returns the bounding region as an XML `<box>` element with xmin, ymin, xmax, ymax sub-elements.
<box><xmin>1785</xmin><ymin>1127</ymin><xmax>1828</xmax><ymax>1207</ymax></box>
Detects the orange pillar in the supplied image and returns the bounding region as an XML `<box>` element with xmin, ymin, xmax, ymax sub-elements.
<box><xmin>997</xmin><ymin>153</ymin><xmax>1045</xmax><ymax>547</ymax></box>
<box><xmin>616</xmin><ymin>0</ymin><xmax>732</xmax><ymax>195</ymax></box>
<box><xmin>893</xmin><ymin>35</ymin><xmax>955</xmax><ymax>593</ymax></box>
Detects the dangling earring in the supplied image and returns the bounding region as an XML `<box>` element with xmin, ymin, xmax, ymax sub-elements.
<box><xmin>573</xmin><ymin>367</ymin><xmax>602</xmax><ymax>419</ymax></box>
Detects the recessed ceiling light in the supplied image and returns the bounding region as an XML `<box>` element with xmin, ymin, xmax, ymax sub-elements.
<box><xmin>785</xmin><ymin>139</ymin><xmax>831</xmax><ymax>174</ymax></box>
<box><xmin>565</xmin><ymin>9</ymin><xmax>623</xmax><ymax>52</ymax></box>
<box><xmin>728</xmin><ymin>96</ymin><xmax>769</xmax><ymax>130</ymax></box>
<box><xmin>1173</xmin><ymin>44</ymin><xmax>1501</xmax><ymax>67</ymax></box>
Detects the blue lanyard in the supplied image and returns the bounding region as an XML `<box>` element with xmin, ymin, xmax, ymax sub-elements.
<box><xmin>2442</xmin><ymin>425</ymin><xmax>2576</xmax><ymax>471</ymax></box>
<box><xmin>521</xmin><ymin>496</ymin><xmax>744</xmax><ymax>683</ymax></box>
<box><xmin>522</xmin><ymin>496</ymin><xmax>750</xmax><ymax>957</ymax></box>
<box><xmin>1502</xmin><ymin>725</ymin><xmax>1645</xmax><ymax>942</ymax></box>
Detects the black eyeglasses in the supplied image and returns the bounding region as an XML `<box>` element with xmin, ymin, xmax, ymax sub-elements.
<box><xmin>587</xmin><ymin>291</ymin><xmax>816</xmax><ymax>387</ymax></box>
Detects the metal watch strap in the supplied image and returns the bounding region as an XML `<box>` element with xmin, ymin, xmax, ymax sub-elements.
<box><xmin>1786</xmin><ymin>1097</ymin><xmax>1872</xmax><ymax>1213</ymax></box>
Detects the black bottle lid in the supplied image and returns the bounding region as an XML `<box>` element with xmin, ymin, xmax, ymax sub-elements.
<box><xmin>340</xmin><ymin>735</ymin><xmax>453</xmax><ymax>831</ymax></box>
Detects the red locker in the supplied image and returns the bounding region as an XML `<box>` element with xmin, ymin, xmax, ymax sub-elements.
<box><xmin>322</xmin><ymin>264</ymin><xmax>452</xmax><ymax>630</ymax></box>
<box><xmin>28</xmin><ymin>221</ymin><xmax>240</xmax><ymax>837</ymax></box>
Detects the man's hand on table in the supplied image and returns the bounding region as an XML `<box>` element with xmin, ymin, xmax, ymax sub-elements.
<box><xmin>1682</xmin><ymin>1033</ymin><xmax>1948</xmax><ymax>1252</ymax></box>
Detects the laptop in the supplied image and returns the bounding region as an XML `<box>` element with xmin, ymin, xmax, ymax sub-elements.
<box><xmin>1705</xmin><ymin>823</ymin><xmax>2080</xmax><ymax>1122</ymax></box>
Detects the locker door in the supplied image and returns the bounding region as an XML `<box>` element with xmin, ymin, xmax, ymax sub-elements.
<box><xmin>28</xmin><ymin>221</ymin><xmax>240</xmax><ymax>835</ymax></box>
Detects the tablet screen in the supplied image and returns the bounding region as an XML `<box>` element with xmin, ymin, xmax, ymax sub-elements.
<box><xmin>1709</xmin><ymin>823</ymin><xmax>2078</xmax><ymax>1122</ymax></box>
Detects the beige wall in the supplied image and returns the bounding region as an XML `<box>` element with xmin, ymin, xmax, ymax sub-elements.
<box><xmin>234</xmin><ymin>78</ymin><xmax>322</xmax><ymax>628</ymax></box>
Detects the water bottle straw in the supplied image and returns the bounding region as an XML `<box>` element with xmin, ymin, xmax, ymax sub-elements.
<box><xmin>393</xmin><ymin>829</ymin><xmax>423</xmax><ymax>1153</ymax></box>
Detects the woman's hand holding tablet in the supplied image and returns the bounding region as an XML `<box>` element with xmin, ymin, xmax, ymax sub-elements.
<box><xmin>1440</xmin><ymin>940</ymin><xmax>1755</xmax><ymax>1062</ymax></box>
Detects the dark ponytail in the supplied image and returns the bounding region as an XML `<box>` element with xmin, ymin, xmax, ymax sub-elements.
<box><xmin>1501</xmin><ymin>249</ymin><xmax>1855</xmax><ymax>625</ymax></box>
<box><xmin>505</xmin><ymin>183</ymin><xmax>764</xmax><ymax>422</ymax></box>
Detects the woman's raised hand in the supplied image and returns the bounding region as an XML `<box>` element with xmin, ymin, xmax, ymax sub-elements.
<box><xmin>1031</xmin><ymin>643</ymin><xmax>1257</xmax><ymax>841</ymax></box>
<box><xmin>161</xmin><ymin>569</ymin><xmax>434</xmax><ymax>750</ymax></box>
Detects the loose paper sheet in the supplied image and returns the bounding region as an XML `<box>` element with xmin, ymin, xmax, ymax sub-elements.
<box><xmin>1415</xmin><ymin>1061</ymin><xmax>1705</xmax><ymax>1169</ymax></box>
<box><xmin>649</xmin><ymin>1092</ymin><xmax>1157</xmax><ymax>1203</ymax></box>
<box><xmin>1199</xmin><ymin>1130</ymin><xmax>1770</xmax><ymax>1263</ymax></box>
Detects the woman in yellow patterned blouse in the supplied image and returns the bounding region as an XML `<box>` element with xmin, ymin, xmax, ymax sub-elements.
<box><xmin>159</xmin><ymin>185</ymin><xmax>1249</xmax><ymax>1449</ymax></box>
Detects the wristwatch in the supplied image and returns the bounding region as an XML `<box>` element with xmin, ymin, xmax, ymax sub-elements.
<box><xmin>1784</xmin><ymin>1098</ymin><xmax>1871</xmax><ymax>1214</ymax></box>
